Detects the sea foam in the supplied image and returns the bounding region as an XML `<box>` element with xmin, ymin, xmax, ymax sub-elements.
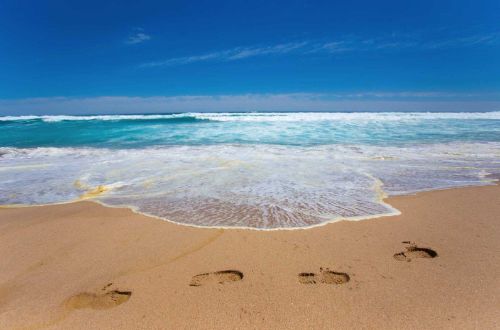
<box><xmin>1</xmin><ymin>143</ymin><xmax>498</xmax><ymax>229</ymax></box>
<box><xmin>1</xmin><ymin>111</ymin><xmax>500</xmax><ymax>122</ymax></box>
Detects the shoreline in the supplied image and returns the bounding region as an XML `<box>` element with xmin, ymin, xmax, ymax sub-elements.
<box><xmin>1</xmin><ymin>179</ymin><xmax>498</xmax><ymax>231</ymax></box>
<box><xmin>1</xmin><ymin>184</ymin><xmax>499</xmax><ymax>329</ymax></box>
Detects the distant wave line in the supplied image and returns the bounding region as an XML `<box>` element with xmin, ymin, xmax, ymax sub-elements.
<box><xmin>1</xmin><ymin>111</ymin><xmax>500</xmax><ymax>123</ymax></box>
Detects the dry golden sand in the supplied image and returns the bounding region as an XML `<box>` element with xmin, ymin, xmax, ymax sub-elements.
<box><xmin>0</xmin><ymin>185</ymin><xmax>499</xmax><ymax>329</ymax></box>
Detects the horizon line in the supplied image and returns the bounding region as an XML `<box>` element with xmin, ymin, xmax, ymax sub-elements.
<box><xmin>1</xmin><ymin>93</ymin><xmax>500</xmax><ymax>115</ymax></box>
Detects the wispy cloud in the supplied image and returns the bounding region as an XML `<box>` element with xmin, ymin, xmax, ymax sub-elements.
<box><xmin>424</xmin><ymin>32</ymin><xmax>500</xmax><ymax>49</ymax></box>
<box><xmin>140</xmin><ymin>31</ymin><xmax>500</xmax><ymax>67</ymax></box>
<box><xmin>227</xmin><ymin>42</ymin><xmax>309</xmax><ymax>60</ymax></box>
<box><xmin>126</xmin><ymin>28</ymin><xmax>151</xmax><ymax>45</ymax></box>
<box><xmin>140</xmin><ymin>42</ymin><xmax>308</xmax><ymax>67</ymax></box>
<box><xmin>1</xmin><ymin>92</ymin><xmax>499</xmax><ymax>115</ymax></box>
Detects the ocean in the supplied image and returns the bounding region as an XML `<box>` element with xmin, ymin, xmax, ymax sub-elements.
<box><xmin>1</xmin><ymin>112</ymin><xmax>499</xmax><ymax>229</ymax></box>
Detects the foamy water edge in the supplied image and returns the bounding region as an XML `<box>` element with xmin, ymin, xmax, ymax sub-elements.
<box><xmin>2</xmin><ymin>178</ymin><xmax>499</xmax><ymax>231</ymax></box>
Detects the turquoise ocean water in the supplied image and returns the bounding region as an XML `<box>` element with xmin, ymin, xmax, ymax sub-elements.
<box><xmin>1</xmin><ymin>112</ymin><xmax>499</xmax><ymax>229</ymax></box>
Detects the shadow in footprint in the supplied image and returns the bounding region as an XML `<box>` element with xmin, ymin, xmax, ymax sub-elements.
<box><xmin>394</xmin><ymin>242</ymin><xmax>438</xmax><ymax>262</ymax></box>
<box><xmin>298</xmin><ymin>268</ymin><xmax>350</xmax><ymax>285</ymax></box>
<box><xmin>190</xmin><ymin>270</ymin><xmax>243</xmax><ymax>287</ymax></box>
<box><xmin>65</xmin><ymin>283</ymin><xmax>132</xmax><ymax>310</ymax></box>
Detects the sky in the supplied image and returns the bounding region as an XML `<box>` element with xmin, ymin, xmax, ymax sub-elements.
<box><xmin>1</xmin><ymin>0</ymin><xmax>500</xmax><ymax>114</ymax></box>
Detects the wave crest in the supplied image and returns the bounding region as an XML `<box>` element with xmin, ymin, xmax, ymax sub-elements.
<box><xmin>1</xmin><ymin>111</ymin><xmax>500</xmax><ymax>123</ymax></box>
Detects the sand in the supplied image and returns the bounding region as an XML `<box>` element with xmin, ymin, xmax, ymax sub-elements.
<box><xmin>0</xmin><ymin>184</ymin><xmax>499</xmax><ymax>329</ymax></box>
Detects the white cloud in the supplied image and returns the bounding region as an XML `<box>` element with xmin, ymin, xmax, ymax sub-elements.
<box><xmin>126</xmin><ymin>29</ymin><xmax>151</xmax><ymax>45</ymax></box>
<box><xmin>316</xmin><ymin>41</ymin><xmax>352</xmax><ymax>53</ymax></box>
<box><xmin>423</xmin><ymin>32</ymin><xmax>500</xmax><ymax>49</ymax></box>
<box><xmin>140</xmin><ymin>31</ymin><xmax>500</xmax><ymax>67</ymax></box>
<box><xmin>227</xmin><ymin>42</ymin><xmax>309</xmax><ymax>59</ymax></box>
<box><xmin>1</xmin><ymin>93</ymin><xmax>499</xmax><ymax>115</ymax></box>
<box><xmin>140</xmin><ymin>42</ymin><xmax>309</xmax><ymax>67</ymax></box>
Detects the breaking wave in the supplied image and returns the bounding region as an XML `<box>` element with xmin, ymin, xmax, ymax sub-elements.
<box><xmin>1</xmin><ymin>111</ymin><xmax>500</xmax><ymax>123</ymax></box>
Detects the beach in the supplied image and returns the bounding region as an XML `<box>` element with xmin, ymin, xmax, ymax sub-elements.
<box><xmin>2</xmin><ymin>0</ymin><xmax>500</xmax><ymax>327</ymax></box>
<box><xmin>1</xmin><ymin>184</ymin><xmax>499</xmax><ymax>329</ymax></box>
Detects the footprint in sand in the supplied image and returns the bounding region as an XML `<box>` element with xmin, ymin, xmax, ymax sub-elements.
<box><xmin>189</xmin><ymin>270</ymin><xmax>243</xmax><ymax>286</ymax></box>
<box><xmin>393</xmin><ymin>242</ymin><xmax>438</xmax><ymax>262</ymax></box>
<box><xmin>65</xmin><ymin>283</ymin><xmax>132</xmax><ymax>310</ymax></box>
<box><xmin>298</xmin><ymin>267</ymin><xmax>350</xmax><ymax>285</ymax></box>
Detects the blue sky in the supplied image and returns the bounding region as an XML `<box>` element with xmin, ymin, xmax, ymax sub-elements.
<box><xmin>1</xmin><ymin>0</ymin><xmax>500</xmax><ymax>114</ymax></box>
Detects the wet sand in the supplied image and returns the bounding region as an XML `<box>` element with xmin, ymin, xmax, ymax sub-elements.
<box><xmin>0</xmin><ymin>184</ymin><xmax>499</xmax><ymax>329</ymax></box>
